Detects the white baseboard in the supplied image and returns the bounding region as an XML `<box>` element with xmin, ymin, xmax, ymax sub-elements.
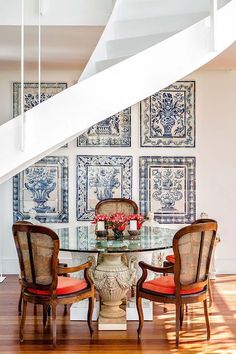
<box><xmin>70</xmin><ymin>299</ymin><xmax>99</xmax><ymax>321</ymax></box>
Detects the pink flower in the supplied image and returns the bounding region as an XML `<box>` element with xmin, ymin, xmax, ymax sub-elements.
<box><xmin>91</xmin><ymin>214</ymin><xmax>110</xmax><ymax>224</ymax></box>
<box><xmin>108</xmin><ymin>212</ymin><xmax>128</xmax><ymax>231</ymax></box>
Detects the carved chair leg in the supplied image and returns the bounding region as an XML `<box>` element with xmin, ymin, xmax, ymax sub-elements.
<box><xmin>208</xmin><ymin>280</ymin><xmax>213</xmax><ymax>307</ymax></box>
<box><xmin>185</xmin><ymin>304</ymin><xmax>189</xmax><ymax>314</ymax></box>
<box><xmin>63</xmin><ymin>305</ymin><xmax>68</xmax><ymax>316</ymax></box>
<box><xmin>204</xmin><ymin>299</ymin><xmax>210</xmax><ymax>340</ymax></box>
<box><xmin>20</xmin><ymin>299</ymin><xmax>27</xmax><ymax>343</ymax></box>
<box><xmin>180</xmin><ymin>304</ymin><xmax>184</xmax><ymax>328</ymax></box>
<box><xmin>33</xmin><ymin>304</ymin><xmax>37</xmax><ymax>315</ymax></box>
<box><xmin>137</xmin><ymin>296</ymin><xmax>144</xmax><ymax>337</ymax></box>
<box><xmin>51</xmin><ymin>303</ymin><xmax>57</xmax><ymax>347</ymax></box>
<box><xmin>87</xmin><ymin>296</ymin><xmax>94</xmax><ymax>336</ymax></box>
<box><xmin>175</xmin><ymin>304</ymin><xmax>180</xmax><ymax>348</ymax></box>
<box><xmin>43</xmin><ymin>305</ymin><xmax>49</xmax><ymax>329</ymax></box>
<box><xmin>18</xmin><ymin>291</ymin><xmax>22</xmax><ymax>315</ymax></box>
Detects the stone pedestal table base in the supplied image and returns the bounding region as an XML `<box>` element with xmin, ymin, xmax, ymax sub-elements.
<box><xmin>90</xmin><ymin>253</ymin><xmax>136</xmax><ymax>330</ymax></box>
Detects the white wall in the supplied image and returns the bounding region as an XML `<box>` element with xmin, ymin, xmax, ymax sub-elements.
<box><xmin>0</xmin><ymin>68</ymin><xmax>236</xmax><ymax>274</ymax></box>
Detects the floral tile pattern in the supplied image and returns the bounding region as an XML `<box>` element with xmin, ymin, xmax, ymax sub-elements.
<box><xmin>77</xmin><ymin>108</ymin><xmax>131</xmax><ymax>147</ymax></box>
<box><xmin>13</xmin><ymin>82</ymin><xmax>68</xmax><ymax>148</ymax></box>
<box><xmin>140</xmin><ymin>81</ymin><xmax>195</xmax><ymax>147</ymax></box>
<box><xmin>76</xmin><ymin>155</ymin><xmax>133</xmax><ymax>220</ymax></box>
<box><xmin>13</xmin><ymin>82</ymin><xmax>67</xmax><ymax>116</ymax></box>
<box><xmin>139</xmin><ymin>156</ymin><xmax>196</xmax><ymax>224</ymax></box>
<box><xmin>13</xmin><ymin>156</ymin><xmax>69</xmax><ymax>223</ymax></box>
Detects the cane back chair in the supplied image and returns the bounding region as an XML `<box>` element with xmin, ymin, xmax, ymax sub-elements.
<box><xmin>16</xmin><ymin>220</ymin><xmax>68</xmax><ymax>315</ymax></box>
<box><xmin>95</xmin><ymin>198</ymin><xmax>138</xmax><ymax>216</ymax></box>
<box><xmin>164</xmin><ymin>218</ymin><xmax>217</xmax><ymax>307</ymax></box>
<box><xmin>13</xmin><ymin>223</ymin><xmax>94</xmax><ymax>346</ymax></box>
<box><xmin>136</xmin><ymin>221</ymin><xmax>217</xmax><ymax>347</ymax></box>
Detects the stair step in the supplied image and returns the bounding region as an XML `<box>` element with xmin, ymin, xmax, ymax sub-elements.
<box><xmin>106</xmin><ymin>32</ymin><xmax>174</xmax><ymax>59</ymax></box>
<box><xmin>111</xmin><ymin>12</ymin><xmax>208</xmax><ymax>39</ymax></box>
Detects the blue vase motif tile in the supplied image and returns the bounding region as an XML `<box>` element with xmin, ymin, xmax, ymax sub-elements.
<box><xmin>140</xmin><ymin>81</ymin><xmax>195</xmax><ymax>147</ymax></box>
<box><xmin>139</xmin><ymin>156</ymin><xmax>196</xmax><ymax>224</ymax></box>
<box><xmin>13</xmin><ymin>82</ymin><xmax>68</xmax><ymax>148</ymax></box>
<box><xmin>77</xmin><ymin>108</ymin><xmax>131</xmax><ymax>147</ymax></box>
<box><xmin>13</xmin><ymin>156</ymin><xmax>69</xmax><ymax>223</ymax></box>
<box><xmin>76</xmin><ymin>155</ymin><xmax>133</xmax><ymax>220</ymax></box>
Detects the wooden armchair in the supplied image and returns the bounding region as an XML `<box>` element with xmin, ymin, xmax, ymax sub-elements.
<box><xmin>12</xmin><ymin>223</ymin><xmax>94</xmax><ymax>347</ymax></box>
<box><xmin>16</xmin><ymin>220</ymin><xmax>68</xmax><ymax>315</ymax></box>
<box><xmin>163</xmin><ymin>219</ymin><xmax>218</xmax><ymax>306</ymax></box>
<box><xmin>95</xmin><ymin>198</ymin><xmax>138</xmax><ymax>216</ymax></box>
<box><xmin>136</xmin><ymin>221</ymin><xmax>217</xmax><ymax>347</ymax></box>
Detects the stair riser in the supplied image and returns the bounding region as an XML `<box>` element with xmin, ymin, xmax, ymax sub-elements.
<box><xmin>111</xmin><ymin>13</ymin><xmax>207</xmax><ymax>39</ymax></box>
<box><xmin>106</xmin><ymin>33</ymin><xmax>173</xmax><ymax>59</ymax></box>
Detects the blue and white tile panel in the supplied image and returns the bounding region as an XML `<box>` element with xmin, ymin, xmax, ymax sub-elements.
<box><xmin>13</xmin><ymin>156</ymin><xmax>69</xmax><ymax>223</ymax></box>
<box><xmin>140</xmin><ymin>81</ymin><xmax>195</xmax><ymax>147</ymax></box>
<box><xmin>139</xmin><ymin>156</ymin><xmax>196</xmax><ymax>224</ymax></box>
<box><xmin>76</xmin><ymin>155</ymin><xmax>133</xmax><ymax>220</ymax></box>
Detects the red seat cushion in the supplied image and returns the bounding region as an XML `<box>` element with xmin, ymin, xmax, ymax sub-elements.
<box><xmin>166</xmin><ymin>254</ymin><xmax>175</xmax><ymax>264</ymax></box>
<box><xmin>142</xmin><ymin>275</ymin><xmax>204</xmax><ymax>295</ymax></box>
<box><xmin>28</xmin><ymin>276</ymin><xmax>88</xmax><ymax>296</ymax></box>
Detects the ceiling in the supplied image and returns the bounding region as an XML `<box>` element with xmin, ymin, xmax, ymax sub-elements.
<box><xmin>0</xmin><ymin>26</ymin><xmax>235</xmax><ymax>72</ymax></box>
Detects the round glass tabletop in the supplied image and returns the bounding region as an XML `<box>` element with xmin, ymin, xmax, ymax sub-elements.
<box><xmin>56</xmin><ymin>225</ymin><xmax>177</xmax><ymax>253</ymax></box>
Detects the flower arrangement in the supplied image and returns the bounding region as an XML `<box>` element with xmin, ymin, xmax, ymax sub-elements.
<box><xmin>92</xmin><ymin>212</ymin><xmax>144</xmax><ymax>232</ymax></box>
<box><xmin>108</xmin><ymin>212</ymin><xmax>128</xmax><ymax>231</ymax></box>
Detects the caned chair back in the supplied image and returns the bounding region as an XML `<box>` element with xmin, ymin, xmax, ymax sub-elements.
<box><xmin>95</xmin><ymin>198</ymin><xmax>138</xmax><ymax>216</ymax></box>
<box><xmin>192</xmin><ymin>218</ymin><xmax>217</xmax><ymax>225</ymax></box>
<box><xmin>12</xmin><ymin>224</ymin><xmax>59</xmax><ymax>292</ymax></box>
<box><xmin>173</xmin><ymin>222</ymin><xmax>217</xmax><ymax>291</ymax></box>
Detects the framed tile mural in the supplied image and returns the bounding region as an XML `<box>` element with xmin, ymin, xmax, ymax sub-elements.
<box><xmin>76</xmin><ymin>155</ymin><xmax>133</xmax><ymax>220</ymax></box>
<box><xmin>77</xmin><ymin>108</ymin><xmax>131</xmax><ymax>147</ymax></box>
<box><xmin>139</xmin><ymin>156</ymin><xmax>196</xmax><ymax>224</ymax></box>
<box><xmin>13</xmin><ymin>156</ymin><xmax>69</xmax><ymax>223</ymax></box>
<box><xmin>140</xmin><ymin>81</ymin><xmax>195</xmax><ymax>147</ymax></box>
<box><xmin>13</xmin><ymin>82</ymin><xmax>68</xmax><ymax>148</ymax></box>
<box><xmin>13</xmin><ymin>82</ymin><xmax>67</xmax><ymax>117</ymax></box>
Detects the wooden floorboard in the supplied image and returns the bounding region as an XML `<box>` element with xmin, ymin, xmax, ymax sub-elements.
<box><xmin>0</xmin><ymin>275</ymin><xmax>236</xmax><ymax>353</ymax></box>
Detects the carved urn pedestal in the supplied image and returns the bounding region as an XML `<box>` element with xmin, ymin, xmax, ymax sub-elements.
<box><xmin>91</xmin><ymin>253</ymin><xmax>136</xmax><ymax>330</ymax></box>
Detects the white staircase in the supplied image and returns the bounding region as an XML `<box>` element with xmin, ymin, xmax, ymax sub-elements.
<box><xmin>0</xmin><ymin>0</ymin><xmax>235</xmax><ymax>184</ymax></box>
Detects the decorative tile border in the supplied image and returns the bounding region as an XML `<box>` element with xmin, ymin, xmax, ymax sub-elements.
<box><xmin>76</xmin><ymin>155</ymin><xmax>133</xmax><ymax>220</ymax></box>
<box><xmin>13</xmin><ymin>82</ymin><xmax>68</xmax><ymax>148</ymax></box>
<box><xmin>13</xmin><ymin>156</ymin><xmax>69</xmax><ymax>223</ymax></box>
<box><xmin>140</xmin><ymin>81</ymin><xmax>195</xmax><ymax>147</ymax></box>
<box><xmin>139</xmin><ymin>156</ymin><xmax>196</xmax><ymax>224</ymax></box>
<box><xmin>77</xmin><ymin>108</ymin><xmax>131</xmax><ymax>147</ymax></box>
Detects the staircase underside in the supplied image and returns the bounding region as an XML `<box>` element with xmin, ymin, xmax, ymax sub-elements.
<box><xmin>0</xmin><ymin>0</ymin><xmax>235</xmax><ymax>184</ymax></box>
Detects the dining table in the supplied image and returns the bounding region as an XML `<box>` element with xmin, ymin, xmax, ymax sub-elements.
<box><xmin>56</xmin><ymin>225</ymin><xmax>177</xmax><ymax>330</ymax></box>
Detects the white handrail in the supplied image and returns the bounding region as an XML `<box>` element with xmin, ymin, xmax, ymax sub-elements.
<box><xmin>20</xmin><ymin>0</ymin><xmax>25</xmax><ymax>151</ymax></box>
<box><xmin>38</xmin><ymin>0</ymin><xmax>42</xmax><ymax>103</ymax></box>
<box><xmin>210</xmin><ymin>0</ymin><xmax>218</xmax><ymax>51</ymax></box>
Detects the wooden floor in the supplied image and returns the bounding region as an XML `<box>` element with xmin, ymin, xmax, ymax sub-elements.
<box><xmin>0</xmin><ymin>275</ymin><xmax>236</xmax><ymax>354</ymax></box>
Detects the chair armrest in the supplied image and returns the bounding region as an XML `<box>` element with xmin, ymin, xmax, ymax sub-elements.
<box><xmin>58</xmin><ymin>261</ymin><xmax>92</xmax><ymax>275</ymax></box>
<box><xmin>139</xmin><ymin>261</ymin><xmax>174</xmax><ymax>274</ymax></box>
<box><xmin>137</xmin><ymin>261</ymin><xmax>174</xmax><ymax>290</ymax></box>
